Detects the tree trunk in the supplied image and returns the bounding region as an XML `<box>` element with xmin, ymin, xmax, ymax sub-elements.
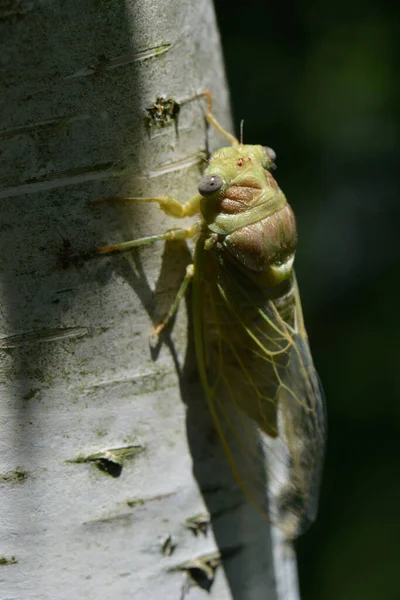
<box><xmin>0</xmin><ymin>1</ymin><xmax>299</xmax><ymax>598</ymax></box>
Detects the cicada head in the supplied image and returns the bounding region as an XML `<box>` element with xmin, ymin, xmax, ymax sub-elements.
<box><xmin>203</xmin><ymin>144</ymin><xmax>275</xmax><ymax>183</ymax></box>
<box><xmin>198</xmin><ymin>144</ymin><xmax>280</xmax><ymax>228</ymax></box>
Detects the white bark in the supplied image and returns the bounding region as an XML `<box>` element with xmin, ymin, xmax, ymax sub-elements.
<box><xmin>0</xmin><ymin>1</ymin><xmax>299</xmax><ymax>598</ymax></box>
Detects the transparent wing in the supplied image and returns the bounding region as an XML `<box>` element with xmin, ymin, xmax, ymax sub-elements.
<box><xmin>193</xmin><ymin>245</ymin><xmax>326</xmax><ymax>538</ymax></box>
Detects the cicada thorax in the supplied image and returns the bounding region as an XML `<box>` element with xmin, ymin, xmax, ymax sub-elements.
<box><xmin>200</xmin><ymin>144</ymin><xmax>297</xmax><ymax>317</ymax></box>
<box><xmin>197</xmin><ymin>144</ymin><xmax>300</xmax><ymax>438</ymax></box>
<box><xmin>223</xmin><ymin>197</ymin><xmax>297</xmax><ymax>327</ymax></box>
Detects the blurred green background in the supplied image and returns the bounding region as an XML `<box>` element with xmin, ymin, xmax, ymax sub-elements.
<box><xmin>213</xmin><ymin>1</ymin><xmax>400</xmax><ymax>599</ymax></box>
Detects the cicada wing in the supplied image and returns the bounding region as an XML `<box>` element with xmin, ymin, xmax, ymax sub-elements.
<box><xmin>270</xmin><ymin>325</ymin><xmax>326</xmax><ymax>536</ymax></box>
<box><xmin>193</xmin><ymin>247</ymin><xmax>326</xmax><ymax>538</ymax></box>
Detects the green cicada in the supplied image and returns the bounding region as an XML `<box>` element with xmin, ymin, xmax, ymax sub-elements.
<box><xmin>96</xmin><ymin>91</ymin><xmax>326</xmax><ymax>538</ymax></box>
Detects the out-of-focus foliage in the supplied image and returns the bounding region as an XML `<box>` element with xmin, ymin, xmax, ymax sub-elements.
<box><xmin>214</xmin><ymin>1</ymin><xmax>400</xmax><ymax>598</ymax></box>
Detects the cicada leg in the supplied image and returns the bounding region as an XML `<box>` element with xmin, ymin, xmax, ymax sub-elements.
<box><xmin>96</xmin><ymin>223</ymin><xmax>199</xmax><ymax>254</ymax></box>
<box><xmin>93</xmin><ymin>194</ymin><xmax>200</xmax><ymax>334</ymax></box>
<box><xmin>94</xmin><ymin>192</ymin><xmax>202</xmax><ymax>253</ymax></box>
<box><xmin>92</xmin><ymin>193</ymin><xmax>202</xmax><ymax>218</ymax></box>
<box><xmin>185</xmin><ymin>90</ymin><xmax>239</xmax><ymax>147</ymax></box>
<box><xmin>152</xmin><ymin>263</ymin><xmax>194</xmax><ymax>336</ymax></box>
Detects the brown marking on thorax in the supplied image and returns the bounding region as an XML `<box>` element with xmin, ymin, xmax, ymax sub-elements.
<box><xmin>225</xmin><ymin>185</ymin><xmax>255</xmax><ymax>203</ymax></box>
<box><xmin>220</xmin><ymin>183</ymin><xmax>262</xmax><ymax>214</ymax></box>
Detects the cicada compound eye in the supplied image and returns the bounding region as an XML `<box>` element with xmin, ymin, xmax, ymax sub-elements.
<box><xmin>263</xmin><ymin>146</ymin><xmax>277</xmax><ymax>171</ymax></box>
<box><xmin>198</xmin><ymin>174</ymin><xmax>224</xmax><ymax>197</ymax></box>
<box><xmin>263</xmin><ymin>146</ymin><xmax>276</xmax><ymax>161</ymax></box>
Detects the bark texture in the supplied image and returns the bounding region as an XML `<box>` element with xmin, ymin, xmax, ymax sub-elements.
<box><xmin>0</xmin><ymin>1</ymin><xmax>299</xmax><ymax>598</ymax></box>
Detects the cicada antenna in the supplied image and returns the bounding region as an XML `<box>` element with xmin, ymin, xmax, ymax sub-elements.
<box><xmin>240</xmin><ymin>119</ymin><xmax>244</xmax><ymax>145</ymax></box>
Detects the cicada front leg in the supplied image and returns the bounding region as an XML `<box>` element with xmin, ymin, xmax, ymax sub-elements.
<box><xmin>92</xmin><ymin>193</ymin><xmax>202</xmax><ymax>219</ymax></box>
<box><xmin>181</xmin><ymin>90</ymin><xmax>239</xmax><ymax>147</ymax></box>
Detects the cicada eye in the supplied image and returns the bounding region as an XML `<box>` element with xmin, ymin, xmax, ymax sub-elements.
<box><xmin>263</xmin><ymin>146</ymin><xmax>276</xmax><ymax>161</ymax></box>
<box><xmin>263</xmin><ymin>146</ymin><xmax>277</xmax><ymax>171</ymax></box>
<box><xmin>198</xmin><ymin>174</ymin><xmax>224</xmax><ymax>197</ymax></box>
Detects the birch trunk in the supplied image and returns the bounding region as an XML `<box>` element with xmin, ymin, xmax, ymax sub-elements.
<box><xmin>0</xmin><ymin>1</ymin><xmax>299</xmax><ymax>598</ymax></box>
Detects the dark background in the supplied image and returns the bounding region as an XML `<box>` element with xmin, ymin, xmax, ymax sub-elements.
<box><xmin>213</xmin><ymin>2</ymin><xmax>400</xmax><ymax>599</ymax></box>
